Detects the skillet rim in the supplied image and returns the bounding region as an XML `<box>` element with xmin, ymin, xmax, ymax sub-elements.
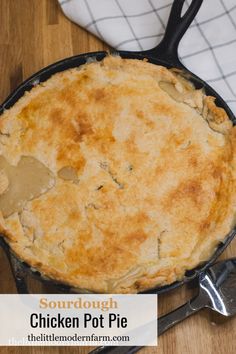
<box><xmin>0</xmin><ymin>50</ymin><xmax>235</xmax><ymax>294</ymax></box>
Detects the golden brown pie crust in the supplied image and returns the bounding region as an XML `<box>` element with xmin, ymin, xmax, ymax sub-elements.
<box><xmin>0</xmin><ymin>56</ymin><xmax>236</xmax><ymax>293</ymax></box>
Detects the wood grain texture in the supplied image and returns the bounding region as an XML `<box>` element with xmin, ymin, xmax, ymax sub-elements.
<box><xmin>0</xmin><ymin>1</ymin><xmax>236</xmax><ymax>353</ymax></box>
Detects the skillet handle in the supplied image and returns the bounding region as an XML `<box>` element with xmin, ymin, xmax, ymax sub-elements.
<box><xmin>143</xmin><ymin>0</ymin><xmax>203</xmax><ymax>67</ymax></box>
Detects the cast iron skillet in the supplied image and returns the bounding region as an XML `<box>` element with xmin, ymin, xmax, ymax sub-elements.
<box><xmin>0</xmin><ymin>0</ymin><xmax>235</xmax><ymax>295</ymax></box>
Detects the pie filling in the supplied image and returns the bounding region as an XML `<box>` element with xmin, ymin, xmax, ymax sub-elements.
<box><xmin>0</xmin><ymin>156</ymin><xmax>55</xmax><ymax>217</ymax></box>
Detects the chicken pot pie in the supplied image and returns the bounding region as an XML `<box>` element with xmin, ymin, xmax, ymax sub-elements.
<box><xmin>0</xmin><ymin>56</ymin><xmax>236</xmax><ymax>293</ymax></box>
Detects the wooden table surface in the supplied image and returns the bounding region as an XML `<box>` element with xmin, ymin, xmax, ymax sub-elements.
<box><xmin>0</xmin><ymin>1</ymin><xmax>236</xmax><ymax>353</ymax></box>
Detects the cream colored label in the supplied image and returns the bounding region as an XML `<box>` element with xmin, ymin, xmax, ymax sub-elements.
<box><xmin>0</xmin><ymin>294</ymin><xmax>157</xmax><ymax>346</ymax></box>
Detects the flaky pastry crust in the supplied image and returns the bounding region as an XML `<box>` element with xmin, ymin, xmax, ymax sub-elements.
<box><xmin>0</xmin><ymin>56</ymin><xmax>236</xmax><ymax>293</ymax></box>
